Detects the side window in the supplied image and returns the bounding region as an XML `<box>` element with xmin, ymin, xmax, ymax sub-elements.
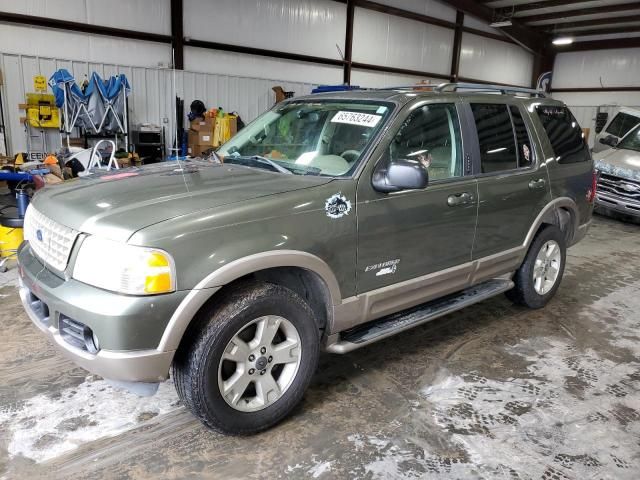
<box><xmin>510</xmin><ymin>105</ymin><xmax>533</xmax><ymax>168</ymax></box>
<box><xmin>391</xmin><ymin>103</ymin><xmax>462</xmax><ymax>181</ymax></box>
<box><xmin>535</xmin><ymin>106</ymin><xmax>589</xmax><ymax>164</ymax></box>
<box><xmin>605</xmin><ymin>112</ymin><xmax>640</xmax><ymax>137</ymax></box>
<box><xmin>471</xmin><ymin>103</ymin><xmax>517</xmax><ymax>173</ymax></box>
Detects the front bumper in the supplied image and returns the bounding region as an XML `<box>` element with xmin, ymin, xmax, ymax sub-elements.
<box><xmin>595</xmin><ymin>193</ymin><xmax>640</xmax><ymax>219</ymax></box>
<box><xmin>18</xmin><ymin>243</ymin><xmax>188</xmax><ymax>382</ymax></box>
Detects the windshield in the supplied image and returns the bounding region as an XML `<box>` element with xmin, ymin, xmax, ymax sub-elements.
<box><xmin>218</xmin><ymin>100</ymin><xmax>393</xmax><ymax>176</ymax></box>
<box><xmin>617</xmin><ymin>123</ymin><xmax>640</xmax><ymax>152</ymax></box>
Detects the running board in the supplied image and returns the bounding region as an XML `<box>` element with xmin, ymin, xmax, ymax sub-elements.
<box><xmin>325</xmin><ymin>278</ymin><xmax>514</xmax><ymax>354</ymax></box>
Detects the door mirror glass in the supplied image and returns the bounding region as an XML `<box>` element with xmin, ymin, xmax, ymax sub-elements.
<box><xmin>600</xmin><ymin>135</ymin><xmax>618</xmax><ymax>147</ymax></box>
<box><xmin>372</xmin><ymin>158</ymin><xmax>429</xmax><ymax>193</ymax></box>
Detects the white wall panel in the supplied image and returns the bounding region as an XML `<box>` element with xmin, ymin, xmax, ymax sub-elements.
<box><xmin>369</xmin><ymin>0</ymin><xmax>456</xmax><ymax>22</ymax></box>
<box><xmin>463</xmin><ymin>15</ymin><xmax>507</xmax><ymax>36</ymax></box>
<box><xmin>0</xmin><ymin>0</ymin><xmax>171</xmax><ymax>34</ymax></box>
<box><xmin>184</xmin><ymin>47</ymin><xmax>342</xmax><ymax>85</ymax></box>
<box><xmin>352</xmin><ymin>8</ymin><xmax>453</xmax><ymax>76</ymax></box>
<box><xmin>0</xmin><ymin>24</ymin><xmax>171</xmax><ymax>68</ymax></box>
<box><xmin>553</xmin><ymin>49</ymin><xmax>640</xmax><ymax>89</ymax></box>
<box><xmin>459</xmin><ymin>33</ymin><xmax>534</xmax><ymax>87</ymax></box>
<box><xmin>184</xmin><ymin>0</ymin><xmax>346</xmax><ymax>60</ymax></box>
<box><xmin>0</xmin><ymin>52</ymin><xmax>318</xmax><ymax>155</ymax></box>
<box><xmin>350</xmin><ymin>69</ymin><xmax>442</xmax><ymax>88</ymax></box>
<box><xmin>553</xmin><ymin>92</ymin><xmax>640</xmax><ymax>107</ymax></box>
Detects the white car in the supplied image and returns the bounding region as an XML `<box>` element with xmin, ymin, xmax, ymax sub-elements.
<box><xmin>593</xmin><ymin>107</ymin><xmax>640</xmax><ymax>153</ymax></box>
<box><xmin>594</xmin><ymin>123</ymin><xmax>640</xmax><ymax>219</ymax></box>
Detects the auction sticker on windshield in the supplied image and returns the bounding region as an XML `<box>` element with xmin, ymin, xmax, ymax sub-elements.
<box><xmin>331</xmin><ymin>111</ymin><xmax>382</xmax><ymax>128</ymax></box>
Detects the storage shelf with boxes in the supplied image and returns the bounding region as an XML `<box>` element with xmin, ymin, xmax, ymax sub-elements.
<box><xmin>187</xmin><ymin>106</ymin><xmax>239</xmax><ymax>158</ymax></box>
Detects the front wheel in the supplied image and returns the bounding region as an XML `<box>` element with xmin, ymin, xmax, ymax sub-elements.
<box><xmin>172</xmin><ymin>282</ymin><xmax>320</xmax><ymax>434</ymax></box>
<box><xmin>506</xmin><ymin>225</ymin><xmax>566</xmax><ymax>309</ymax></box>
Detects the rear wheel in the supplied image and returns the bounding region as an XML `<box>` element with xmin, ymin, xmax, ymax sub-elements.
<box><xmin>506</xmin><ymin>225</ymin><xmax>566</xmax><ymax>309</ymax></box>
<box><xmin>172</xmin><ymin>282</ymin><xmax>319</xmax><ymax>434</ymax></box>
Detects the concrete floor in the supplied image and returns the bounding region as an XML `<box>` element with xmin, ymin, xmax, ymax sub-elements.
<box><xmin>1</xmin><ymin>214</ymin><xmax>639</xmax><ymax>479</ymax></box>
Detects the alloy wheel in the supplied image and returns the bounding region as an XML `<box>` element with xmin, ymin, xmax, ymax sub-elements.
<box><xmin>532</xmin><ymin>240</ymin><xmax>562</xmax><ymax>295</ymax></box>
<box><xmin>217</xmin><ymin>315</ymin><xmax>302</xmax><ymax>412</ymax></box>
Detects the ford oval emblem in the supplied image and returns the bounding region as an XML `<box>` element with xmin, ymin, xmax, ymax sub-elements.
<box><xmin>36</xmin><ymin>229</ymin><xmax>43</xmax><ymax>242</ymax></box>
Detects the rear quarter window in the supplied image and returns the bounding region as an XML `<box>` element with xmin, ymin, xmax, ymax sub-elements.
<box><xmin>535</xmin><ymin>106</ymin><xmax>589</xmax><ymax>164</ymax></box>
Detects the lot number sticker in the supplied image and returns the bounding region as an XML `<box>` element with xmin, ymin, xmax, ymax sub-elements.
<box><xmin>331</xmin><ymin>111</ymin><xmax>382</xmax><ymax>128</ymax></box>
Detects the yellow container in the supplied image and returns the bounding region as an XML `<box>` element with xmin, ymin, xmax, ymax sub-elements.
<box><xmin>0</xmin><ymin>225</ymin><xmax>23</xmax><ymax>258</ymax></box>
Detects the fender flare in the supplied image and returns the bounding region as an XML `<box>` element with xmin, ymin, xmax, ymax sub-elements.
<box><xmin>523</xmin><ymin>197</ymin><xmax>579</xmax><ymax>249</ymax></box>
<box><xmin>158</xmin><ymin>250</ymin><xmax>341</xmax><ymax>352</ymax></box>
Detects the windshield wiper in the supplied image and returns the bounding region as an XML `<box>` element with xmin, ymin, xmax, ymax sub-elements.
<box><xmin>229</xmin><ymin>155</ymin><xmax>293</xmax><ymax>175</ymax></box>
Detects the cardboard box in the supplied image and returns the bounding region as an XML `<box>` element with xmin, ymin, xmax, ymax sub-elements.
<box><xmin>188</xmin><ymin>144</ymin><xmax>213</xmax><ymax>157</ymax></box>
<box><xmin>190</xmin><ymin>117</ymin><xmax>214</xmax><ymax>133</ymax></box>
<box><xmin>198</xmin><ymin>131</ymin><xmax>214</xmax><ymax>146</ymax></box>
<box><xmin>188</xmin><ymin>128</ymin><xmax>214</xmax><ymax>147</ymax></box>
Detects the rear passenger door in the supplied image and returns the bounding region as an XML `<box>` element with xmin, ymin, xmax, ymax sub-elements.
<box><xmin>465</xmin><ymin>101</ymin><xmax>551</xmax><ymax>260</ymax></box>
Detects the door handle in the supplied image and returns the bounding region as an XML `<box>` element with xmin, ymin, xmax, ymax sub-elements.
<box><xmin>447</xmin><ymin>192</ymin><xmax>473</xmax><ymax>207</ymax></box>
<box><xmin>529</xmin><ymin>178</ymin><xmax>546</xmax><ymax>190</ymax></box>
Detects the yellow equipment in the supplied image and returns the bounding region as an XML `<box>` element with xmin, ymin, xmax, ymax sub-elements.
<box><xmin>25</xmin><ymin>93</ymin><xmax>60</xmax><ymax>129</ymax></box>
<box><xmin>0</xmin><ymin>225</ymin><xmax>22</xmax><ymax>258</ymax></box>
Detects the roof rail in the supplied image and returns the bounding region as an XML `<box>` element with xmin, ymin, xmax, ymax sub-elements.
<box><xmin>369</xmin><ymin>84</ymin><xmax>437</xmax><ymax>91</ymax></box>
<box><xmin>434</xmin><ymin>82</ymin><xmax>546</xmax><ymax>98</ymax></box>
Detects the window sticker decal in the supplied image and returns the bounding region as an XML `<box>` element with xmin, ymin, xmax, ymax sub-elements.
<box><xmin>331</xmin><ymin>111</ymin><xmax>382</xmax><ymax>128</ymax></box>
<box><xmin>325</xmin><ymin>193</ymin><xmax>352</xmax><ymax>219</ymax></box>
<box><xmin>523</xmin><ymin>144</ymin><xmax>531</xmax><ymax>163</ymax></box>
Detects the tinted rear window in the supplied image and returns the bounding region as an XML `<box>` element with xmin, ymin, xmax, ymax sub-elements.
<box><xmin>535</xmin><ymin>106</ymin><xmax>589</xmax><ymax>164</ymax></box>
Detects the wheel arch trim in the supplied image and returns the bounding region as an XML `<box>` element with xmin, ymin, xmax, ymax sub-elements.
<box><xmin>158</xmin><ymin>250</ymin><xmax>341</xmax><ymax>352</ymax></box>
<box><xmin>524</xmin><ymin>197</ymin><xmax>579</xmax><ymax>249</ymax></box>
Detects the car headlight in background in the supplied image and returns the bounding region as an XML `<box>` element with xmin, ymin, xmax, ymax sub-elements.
<box><xmin>72</xmin><ymin>236</ymin><xmax>176</xmax><ymax>295</ymax></box>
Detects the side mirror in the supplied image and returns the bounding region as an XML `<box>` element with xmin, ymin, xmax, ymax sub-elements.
<box><xmin>372</xmin><ymin>158</ymin><xmax>429</xmax><ymax>193</ymax></box>
<box><xmin>599</xmin><ymin>135</ymin><xmax>618</xmax><ymax>147</ymax></box>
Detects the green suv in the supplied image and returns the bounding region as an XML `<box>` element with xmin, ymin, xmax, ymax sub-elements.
<box><xmin>18</xmin><ymin>84</ymin><xmax>595</xmax><ymax>434</ymax></box>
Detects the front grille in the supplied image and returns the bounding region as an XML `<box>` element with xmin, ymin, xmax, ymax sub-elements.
<box><xmin>23</xmin><ymin>206</ymin><xmax>79</xmax><ymax>271</ymax></box>
<box><xmin>597</xmin><ymin>174</ymin><xmax>640</xmax><ymax>203</ymax></box>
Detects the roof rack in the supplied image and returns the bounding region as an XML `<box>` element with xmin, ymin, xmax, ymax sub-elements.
<box><xmin>433</xmin><ymin>82</ymin><xmax>546</xmax><ymax>98</ymax></box>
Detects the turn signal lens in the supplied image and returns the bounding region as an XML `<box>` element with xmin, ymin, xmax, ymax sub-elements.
<box><xmin>145</xmin><ymin>272</ymin><xmax>172</xmax><ymax>294</ymax></box>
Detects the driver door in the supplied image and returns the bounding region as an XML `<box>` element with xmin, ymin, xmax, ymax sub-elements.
<box><xmin>356</xmin><ymin>101</ymin><xmax>478</xmax><ymax>296</ymax></box>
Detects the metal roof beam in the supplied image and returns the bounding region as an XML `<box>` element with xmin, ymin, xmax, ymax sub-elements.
<box><xmin>437</xmin><ymin>0</ymin><xmax>548</xmax><ymax>53</ymax></box>
<box><xmin>521</xmin><ymin>3</ymin><xmax>640</xmax><ymax>23</ymax></box>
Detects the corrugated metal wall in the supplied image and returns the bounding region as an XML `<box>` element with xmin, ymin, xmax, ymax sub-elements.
<box><xmin>552</xmin><ymin>48</ymin><xmax>640</xmax><ymax>148</ymax></box>
<box><xmin>0</xmin><ymin>0</ymin><xmax>538</xmax><ymax>156</ymax></box>
<box><xmin>0</xmin><ymin>52</ymin><xmax>316</xmax><ymax>155</ymax></box>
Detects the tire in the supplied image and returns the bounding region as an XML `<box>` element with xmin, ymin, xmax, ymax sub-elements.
<box><xmin>172</xmin><ymin>281</ymin><xmax>320</xmax><ymax>434</ymax></box>
<box><xmin>506</xmin><ymin>225</ymin><xmax>566</xmax><ymax>309</ymax></box>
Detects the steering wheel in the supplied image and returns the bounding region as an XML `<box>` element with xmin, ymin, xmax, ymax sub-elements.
<box><xmin>340</xmin><ymin>150</ymin><xmax>361</xmax><ymax>163</ymax></box>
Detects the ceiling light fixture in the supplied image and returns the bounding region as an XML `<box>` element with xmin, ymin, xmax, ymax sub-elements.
<box><xmin>490</xmin><ymin>20</ymin><xmax>512</xmax><ymax>28</ymax></box>
<box><xmin>552</xmin><ymin>37</ymin><xmax>574</xmax><ymax>45</ymax></box>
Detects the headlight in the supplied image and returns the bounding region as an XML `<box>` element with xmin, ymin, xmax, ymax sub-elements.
<box><xmin>72</xmin><ymin>236</ymin><xmax>176</xmax><ymax>295</ymax></box>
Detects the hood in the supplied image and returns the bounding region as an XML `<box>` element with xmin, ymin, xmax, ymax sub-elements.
<box><xmin>594</xmin><ymin>148</ymin><xmax>640</xmax><ymax>182</ymax></box>
<box><xmin>32</xmin><ymin>161</ymin><xmax>333</xmax><ymax>242</ymax></box>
